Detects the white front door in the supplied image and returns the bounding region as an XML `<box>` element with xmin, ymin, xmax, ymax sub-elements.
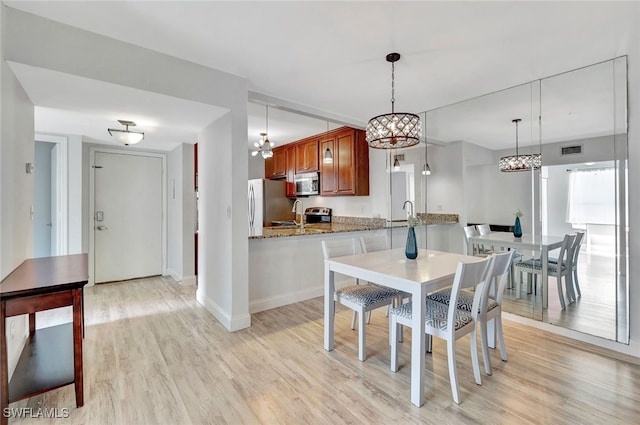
<box><xmin>94</xmin><ymin>151</ymin><xmax>163</xmax><ymax>283</ymax></box>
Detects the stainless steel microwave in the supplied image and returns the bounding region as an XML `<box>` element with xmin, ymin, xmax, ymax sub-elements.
<box><xmin>294</xmin><ymin>172</ymin><xmax>319</xmax><ymax>196</ymax></box>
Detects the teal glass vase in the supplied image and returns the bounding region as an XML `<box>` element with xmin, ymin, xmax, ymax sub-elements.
<box><xmin>405</xmin><ymin>227</ymin><xmax>418</xmax><ymax>259</ymax></box>
<box><xmin>513</xmin><ymin>216</ymin><xmax>523</xmax><ymax>238</ymax></box>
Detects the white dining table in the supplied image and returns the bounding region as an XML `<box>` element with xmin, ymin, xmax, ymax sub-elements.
<box><xmin>467</xmin><ymin>232</ymin><xmax>565</xmax><ymax>308</ymax></box>
<box><xmin>324</xmin><ymin>248</ymin><xmax>483</xmax><ymax>407</ymax></box>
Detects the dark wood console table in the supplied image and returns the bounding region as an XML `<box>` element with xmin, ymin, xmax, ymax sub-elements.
<box><xmin>0</xmin><ymin>254</ymin><xmax>87</xmax><ymax>425</ymax></box>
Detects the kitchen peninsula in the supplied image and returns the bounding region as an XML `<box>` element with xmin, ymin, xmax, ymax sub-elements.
<box><xmin>248</xmin><ymin>213</ymin><xmax>458</xmax><ymax>313</ymax></box>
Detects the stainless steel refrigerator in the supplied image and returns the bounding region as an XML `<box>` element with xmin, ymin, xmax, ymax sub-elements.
<box><xmin>248</xmin><ymin>179</ymin><xmax>295</xmax><ymax>231</ymax></box>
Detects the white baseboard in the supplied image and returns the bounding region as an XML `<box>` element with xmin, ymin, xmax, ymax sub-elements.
<box><xmin>196</xmin><ymin>289</ymin><xmax>251</xmax><ymax>331</ymax></box>
<box><xmin>166</xmin><ymin>268</ymin><xmax>182</xmax><ymax>282</ymax></box>
<box><xmin>250</xmin><ymin>287</ymin><xmax>324</xmax><ymax>313</ymax></box>
<box><xmin>182</xmin><ymin>275</ymin><xmax>197</xmax><ymax>285</ymax></box>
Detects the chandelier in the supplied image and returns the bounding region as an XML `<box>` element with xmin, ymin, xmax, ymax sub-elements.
<box><xmin>499</xmin><ymin>118</ymin><xmax>541</xmax><ymax>172</ymax></box>
<box><xmin>366</xmin><ymin>53</ymin><xmax>421</xmax><ymax>149</ymax></box>
<box><xmin>252</xmin><ymin>105</ymin><xmax>273</xmax><ymax>159</ymax></box>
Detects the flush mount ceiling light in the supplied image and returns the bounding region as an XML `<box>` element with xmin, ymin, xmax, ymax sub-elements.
<box><xmin>499</xmin><ymin>118</ymin><xmax>541</xmax><ymax>172</ymax></box>
<box><xmin>366</xmin><ymin>53</ymin><xmax>421</xmax><ymax>149</ymax></box>
<box><xmin>108</xmin><ymin>120</ymin><xmax>144</xmax><ymax>146</ymax></box>
<box><xmin>252</xmin><ymin>105</ymin><xmax>274</xmax><ymax>159</ymax></box>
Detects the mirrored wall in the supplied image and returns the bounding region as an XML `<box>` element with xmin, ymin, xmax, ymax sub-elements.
<box><xmin>423</xmin><ymin>57</ymin><xmax>629</xmax><ymax>343</ymax></box>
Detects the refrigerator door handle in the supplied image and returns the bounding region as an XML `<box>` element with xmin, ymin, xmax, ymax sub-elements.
<box><xmin>249</xmin><ymin>183</ymin><xmax>255</xmax><ymax>229</ymax></box>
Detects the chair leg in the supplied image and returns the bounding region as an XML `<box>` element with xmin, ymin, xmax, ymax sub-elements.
<box><xmin>496</xmin><ymin>314</ymin><xmax>507</xmax><ymax>362</ymax></box>
<box><xmin>447</xmin><ymin>339</ymin><xmax>461</xmax><ymax>404</ymax></box>
<box><xmin>390</xmin><ymin>316</ymin><xmax>399</xmax><ymax>372</ymax></box>
<box><xmin>480</xmin><ymin>318</ymin><xmax>492</xmax><ymax>376</ymax></box>
<box><xmin>470</xmin><ymin>329</ymin><xmax>482</xmax><ymax>386</ymax></box>
<box><xmin>426</xmin><ymin>334</ymin><xmax>433</xmax><ymax>353</ymax></box>
<box><xmin>565</xmin><ymin>272</ymin><xmax>576</xmax><ymax>304</ymax></box>
<box><xmin>358</xmin><ymin>308</ymin><xmax>366</xmax><ymax>362</ymax></box>
<box><xmin>351</xmin><ymin>311</ymin><xmax>357</xmax><ymax>330</ymax></box>
<box><xmin>557</xmin><ymin>276</ymin><xmax>566</xmax><ymax>310</ymax></box>
<box><xmin>573</xmin><ymin>269</ymin><xmax>581</xmax><ymax>298</ymax></box>
<box><xmin>365</xmin><ymin>311</ymin><xmax>372</xmax><ymax>324</ymax></box>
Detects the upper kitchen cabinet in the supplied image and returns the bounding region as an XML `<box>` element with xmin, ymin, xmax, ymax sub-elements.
<box><xmin>264</xmin><ymin>146</ymin><xmax>287</xmax><ymax>179</ymax></box>
<box><xmin>285</xmin><ymin>145</ymin><xmax>296</xmax><ymax>197</ymax></box>
<box><xmin>320</xmin><ymin>127</ymin><xmax>369</xmax><ymax>196</ymax></box>
<box><xmin>295</xmin><ymin>139</ymin><xmax>319</xmax><ymax>173</ymax></box>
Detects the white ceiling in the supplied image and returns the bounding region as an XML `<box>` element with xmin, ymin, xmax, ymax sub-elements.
<box><xmin>5</xmin><ymin>1</ymin><xmax>637</xmax><ymax>151</ymax></box>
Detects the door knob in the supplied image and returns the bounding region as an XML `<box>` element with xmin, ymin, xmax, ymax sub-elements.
<box><xmin>96</xmin><ymin>225</ymin><xmax>108</xmax><ymax>231</ymax></box>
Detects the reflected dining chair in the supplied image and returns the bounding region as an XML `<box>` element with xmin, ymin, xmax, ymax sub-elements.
<box><xmin>464</xmin><ymin>225</ymin><xmax>493</xmax><ymax>257</ymax></box>
<box><xmin>390</xmin><ymin>256</ymin><xmax>494</xmax><ymax>404</ymax></box>
<box><xmin>427</xmin><ymin>251</ymin><xmax>513</xmax><ymax>375</ymax></box>
<box><xmin>321</xmin><ymin>238</ymin><xmax>398</xmax><ymax>362</ymax></box>
<box><xmin>549</xmin><ymin>231</ymin><xmax>584</xmax><ymax>302</ymax></box>
<box><xmin>514</xmin><ymin>234</ymin><xmax>576</xmax><ymax>309</ymax></box>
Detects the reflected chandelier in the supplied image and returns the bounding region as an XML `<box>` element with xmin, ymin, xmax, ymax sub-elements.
<box><xmin>366</xmin><ymin>53</ymin><xmax>421</xmax><ymax>149</ymax></box>
<box><xmin>499</xmin><ymin>118</ymin><xmax>541</xmax><ymax>172</ymax></box>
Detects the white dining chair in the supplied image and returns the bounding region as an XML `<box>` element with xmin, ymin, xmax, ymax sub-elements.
<box><xmin>514</xmin><ymin>234</ymin><xmax>576</xmax><ymax>309</ymax></box>
<box><xmin>359</xmin><ymin>234</ymin><xmax>410</xmax><ymax>341</ymax></box>
<box><xmin>463</xmin><ymin>225</ymin><xmax>491</xmax><ymax>257</ymax></box>
<box><xmin>426</xmin><ymin>251</ymin><xmax>513</xmax><ymax>375</ymax></box>
<box><xmin>390</xmin><ymin>256</ymin><xmax>494</xmax><ymax>404</ymax></box>
<box><xmin>321</xmin><ymin>238</ymin><xmax>398</xmax><ymax>362</ymax></box>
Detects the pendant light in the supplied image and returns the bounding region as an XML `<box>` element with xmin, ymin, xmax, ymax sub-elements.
<box><xmin>498</xmin><ymin>118</ymin><xmax>541</xmax><ymax>172</ymax></box>
<box><xmin>393</xmin><ymin>156</ymin><xmax>401</xmax><ymax>170</ymax></box>
<box><xmin>323</xmin><ymin>121</ymin><xmax>333</xmax><ymax>164</ymax></box>
<box><xmin>421</xmin><ymin>163</ymin><xmax>431</xmax><ymax>175</ymax></box>
<box><xmin>366</xmin><ymin>53</ymin><xmax>421</xmax><ymax>149</ymax></box>
<box><xmin>252</xmin><ymin>105</ymin><xmax>274</xmax><ymax>159</ymax></box>
<box><xmin>108</xmin><ymin>120</ymin><xmax>144</xmax><ymax>145</ymax></box>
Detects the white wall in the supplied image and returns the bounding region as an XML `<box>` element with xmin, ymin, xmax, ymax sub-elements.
<box><xmin>166</xmin><ymin>143</ymin><xmax>196</xmax><ymax>281</ymax></box>
<box><xmin>33</xmin><ymin>141</ymin><xmax>54</xmax><ymax>257</ymax></box>
<box><xmin>167</xmin><ymin>145</ymin><xmax>184</xmax><ymax>280</ymax></box>
<box><xmin>0</xmin><ymin>30</ymin><xmax>35</xmax><ymax>377</ymax></box>
<box><xmin>67</xmin><ymin>135</ymin><xmax>83</xmax><ymax>254</ymax></box>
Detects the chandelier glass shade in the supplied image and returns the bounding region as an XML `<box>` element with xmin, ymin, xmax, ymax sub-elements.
<box><xmin>499</xmin><ymin>118</ymin><xmax>541</xmax><ymax>172</ymax></box>
<box><xmin>366</xmin><ymin>53</ymin><xmax>421</xmax><ymax>149</ymax></box>
<box><xmin>108</xmin><ymin>120</ymin><xmax>144</xmax><ymax>145</ymax></box>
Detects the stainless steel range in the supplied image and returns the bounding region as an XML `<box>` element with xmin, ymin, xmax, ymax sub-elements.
<box><xmin>304</xmin><ymin>207</ymin><xmax>332</xmax><ymax>224</ymax></box>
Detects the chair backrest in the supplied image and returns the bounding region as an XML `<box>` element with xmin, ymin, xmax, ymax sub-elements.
<box><xmin>359</xmin><ymin>234</ymin><xmax>389</xmax><ymax>254</ymax></box>
<box><xmin>447</xmin><ymin>257</ymin><xmax>494</xmax><ymax>329</ymax></box>
<box><xmin>477</xmin><ymin>224</ymin><xmax>492</xmax><ymax>235</ymax></box>
<box><xmin>463</xmin><ymin>225</ymin><xmax>479</xmax><ymax>240</ymax></box>
<box><xmin>569</xmin><ymin>231</ymin><xmax>585</xmax><ymax>269</ymax></box>
<box><xmin>321</xmin><ymin>238</ymin><xmax>359</xmax><ymax>260</ymax></box>
<box><xmin>554</xmin><ymin>233</ymin><xmax>576</xmax><ymax>275</ymax></box>
<box><xmin>484</xmin><ymin>251</ymin><xmax>514</xmax><ymax>307</ymax></box>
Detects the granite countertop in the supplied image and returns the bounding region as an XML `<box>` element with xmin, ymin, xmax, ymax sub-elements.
<box><xmin>249</xmin><ymin>213</ymin><xmax>459</xmax><ymax>239</ymax></box>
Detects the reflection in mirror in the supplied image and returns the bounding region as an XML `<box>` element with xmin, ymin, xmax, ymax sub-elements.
<box><xmin>424</xmin><ymin>57</ymin><xmax>628</xmax><ymax>344</ymax></box>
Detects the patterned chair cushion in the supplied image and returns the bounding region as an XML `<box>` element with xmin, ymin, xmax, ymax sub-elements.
<box><xmin>427</xmin><ymin>289</ymin><xmax>498</xmax><ymax>312</ymax></box>
<box><xmin>336</xmin><ymin>284</ymin><xmax>397</xmax><ymax>307</ymax></box>
<box><xmin>390</xmin><ymin>300</ymin><xmax>473</xmax><ymax>331</ymax></box>
<box><xmin>515</xmin><ymin>259</ymin><xmax>565</xmax><ymax>273</ymax></box>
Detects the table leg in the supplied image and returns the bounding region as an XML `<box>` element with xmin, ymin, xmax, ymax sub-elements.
<box><xmin>410</xmin><ymin>286</ymin><xmax>426</xmax><ymax>407</ymax></box>
<box><xmin>542</xmin><ymin>248</ymin><xmax>549</xmax><ymax>309</ymax></box>
<box><xmin>72</xmin><ymin>289</ymin><xmax>84</xmax><ymax>407</ymax></box>
<box><xmin>1</xmin><ymin>302</ymin><xmax>8</xmax><ymax>425</ymax></box>
<box><xmin>324</xmin><ymin>263</ymin><xmax>335</xmax><ymax>352</ymax></box>
<box><xmin>28</xmin><ymin>313</ymin><xmax>36</xmax><ymax>335</ymax></box>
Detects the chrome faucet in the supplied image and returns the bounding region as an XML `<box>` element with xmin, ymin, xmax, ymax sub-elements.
<box><xmin>292</xmin><ymin>199</ymin><xmax>304</xmax><ymax>230</ymax></box>
<box><xmin>403</xmin><ymin>200</ymin><xmax>414</xmax><ymax>218</ymax></box>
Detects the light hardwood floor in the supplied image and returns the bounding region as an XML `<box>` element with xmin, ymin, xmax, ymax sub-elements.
<box><xmin>10</xmin><ymin>276</ymin><xmax>640</xmax><ymax>424</ymax></box>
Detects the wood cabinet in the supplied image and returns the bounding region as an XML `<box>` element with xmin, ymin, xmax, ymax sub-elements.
<box><xmin>264</xmin><ymin>146</ymin><xmax>287</xmax><ymax>179</ymax></box>
<box><xmin>265</xmin><ymin>126</ymin><xmax>368</xmax><ymax>197</ymax></box>
<box><xmin>320</xmin><ymin>127</ymin><xmax>369</xmax><ymax>196</ymax></box>
<box><xmin>285</xmin><ymin>145</ymin><xmax>296</xmax><ymax>197</ymax></box>
<box><xmin>295</xmin><ymin>139</ymin><xmax>319</xmax><ymax>173</ymax></box>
